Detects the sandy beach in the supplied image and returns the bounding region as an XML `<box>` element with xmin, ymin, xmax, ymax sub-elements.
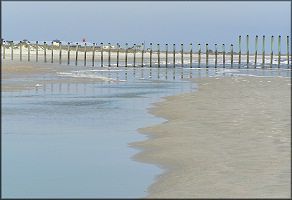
<box><xmin>1</xmin><ymin>60</ymin><xmax>109</xmax><ymax>92</ymax></box>
<box><xmin>131</xmin><ymin>76</ymin><xmax>291</xmax><ymax>198</ymax></box>
<box><xmin>2</xmin><ymin>58</ymin><xmax>291</xmax><ymax>198</ymax></box>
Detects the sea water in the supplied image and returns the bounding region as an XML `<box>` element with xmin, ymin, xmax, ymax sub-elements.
<box><xmin>2</xmin><ymin>62</ymin><xmax>291</xmax><ymax>198</ymax></box>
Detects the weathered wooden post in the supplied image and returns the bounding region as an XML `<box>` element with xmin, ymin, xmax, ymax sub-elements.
<box><xmin>92</xmin><ymin>42</ymin><xmax>95</xmax><ymax>67</ymax></box>
<box><xmin>100</xmin><ymin>42</ymin><xmax>103</xmax><ymax>67</ymax></box>
<box><xmin>287</xmin><ymin>36</ymin><xmax>289</xmax><ymax>68</ymax></box>
<box><xmin>198</xmin><ymin>44</ymin><xmax>201</xmax><ymax>68</ymax></box>
<box><xmin>51</xmin><ymin>41</ymin><xmax>53</xmax><ymax>63</ymax></box>
<box><xmin>270</xmin><ymin>36</ymin><xmax>274</xmax><ymax>67</ymax></box>
<box><xmin>125</xmin><ymin>43</ymin><xmax>128</xmax><ymax>67</ymax></box>
<box><xmin>36</xmin><ymin>41</ymin><xmax>39</xmax><ymax>62</ymax></box>
<box><xmin>190</xmin><ymin>43</ymin><xmax>193</xmax><ymax>68</ymax></box>
<box><xmin>215</xmin><ymin>44</ymin><xmax>218</xmax><ymax>68</ymax></box>
<box><xmin>206</xmin><ymin>44</ymin><xmax>208</xmax><ymax>68</ymax></box>
<box><xmin>141</xmin><ymin>43</ymin><xmax>144</xmax><ymax>67</ymax></box>
<box><xmin>84</xmin><ymin>43</ymin><xmax>87</xmax><ymax>66</ymax></box>
<box><xmin>44</xmin><ymin>42</ymin><xmax>47</xmax><ymax>62</ymax></box>
<box><xmin>20</xmin><ymin>42</ymin><xmax>22</xmax><ymax>61</ymax></box>
<box><xmin>173</xmin><ymin>44</ymin><xmax>176</xmax><ymax>68</ymax></box>
<box><xmin>231</xmin><ymin>44</ymin><xmax>233</xmax><ymax>68</ymax></box>
<box><xmin>150</xmin><ymin>43</ymin><xmax>152</xmax><ymax>67</ymax></box>
<box><xmin>11</xmin><ymin>41</ymin><xmax>14</xmax><ymax>60</ymax></box>
<box><xmin>246</xmin><ymin>35</ymin><xmax>249</xmax><ymax>68</ymax></box>
<box><xmin>108</xmin><ymin>43</ymin><xmax>111</xmax><ymax>67</ymax></box>
<box><xmin>262</xmin><ymin>35</ymin><xmax>265</xmax><ymax>67</ymax></box>
<box><xmin>255</xmin><ymin>35</ymin><xmax>258</xmax><ymax>67</ymax></box>
<box><xmin>165</xmin><ymin>44</ymin><xmax>168</xmax><ymax>68</ymax></box>
<box><xmin>181</xmin><ymin>44</ymin><xmax>184</xmax><ymax>67</ymax></box>
<box><xmin>67</xmin><ymin>42</ymin><xmax>70</xmax><ymax>65</ymax></box>
<box><xmin>133</xmin><ymin>44</ymin><xmax>136</xmax><ymax>67</ymax></box>
<box><xmin>278</xmin><ymin>35</ymin><xmax>281</xmax><ymax>67</ymax></box>
<box><xmin>157</xmin><ymin>44</ymin><xmax>160</xmax><ymax>67</ymax></box>
<box><xmin>28</xmin><ymin>42</ymin><xmax>30</xmax><ymax>61</ymax></box>
<box><xmin>223</xmin><ymin>44</ymin><xmax>225</xmax><ymax>68</ymax></box>
<box><xmin>116</xmin><ymin>43</ymin><xmax>119</xmax><ymax>67</ymax></box>
<box><xmin>239</xmin><ymin>35</ymin><xmax>241</xmax><ymax>67</ymax></box>
<box><xmin>2</xmin><ymin>40</ymin><xmax>5</xmax><ymax>59</ymax></box>
<box><xmin>59</xmin><ymin>42</ymin><xmax>62</xmax><ymax>64</ymax></box>
<box><xmin>75</xmin><ymin>43</ymin><xmax>78</xmax><ymax>66</ymax></box>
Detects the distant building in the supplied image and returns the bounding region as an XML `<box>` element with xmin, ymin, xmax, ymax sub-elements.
<box><xmin>53</xmin><ymin>39</ymin><xmax>61</xmax><ymax>46</ymax></box>
<box><xmin>103</xmin><ymin>45</ymin><xmax>115</xmax><ymax>49</ymax></box>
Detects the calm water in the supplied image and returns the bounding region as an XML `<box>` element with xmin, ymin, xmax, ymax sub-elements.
<box><xmin>2</xmin><ymin>63</ymin><xmax>291</xmax><ymax>198</ymax></box>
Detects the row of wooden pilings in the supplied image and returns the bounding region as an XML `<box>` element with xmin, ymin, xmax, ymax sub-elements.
<box><xmin>2</xmin><ymin>35</ymin><xmax>290</xmax><ymax>68</ymax></box>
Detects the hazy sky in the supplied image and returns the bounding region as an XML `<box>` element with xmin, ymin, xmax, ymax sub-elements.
<box><xmin>2</xmin><ymin>1</ymin><xmax>291</xmax><ymax>52</ymax></box>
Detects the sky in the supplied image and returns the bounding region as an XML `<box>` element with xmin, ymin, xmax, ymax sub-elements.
<box><xmin>1</xmin><ymin>1</ymin><xmax>291</xmax><ymax>53</ymax></box>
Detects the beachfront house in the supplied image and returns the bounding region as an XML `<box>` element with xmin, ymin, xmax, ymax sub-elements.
<box><xmin>53</xmin><ymin>39</ymin><xmax>61</xmax><ymax>46</ymax></box>
<box><xmin>103</xmin><ymin>45</ymin><xmax>115</xmax><ymax>49</ymax></box>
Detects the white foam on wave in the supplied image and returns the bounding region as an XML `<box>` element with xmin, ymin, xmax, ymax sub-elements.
<box><xmin>58</xmin><ymin>71</ymin><xmax>117</xmax><ymax>82</ymax></box>
<box><xmin>234</xmin><ymin>74</ymin><xmax>291</xmax><ymax>78</ymax></box>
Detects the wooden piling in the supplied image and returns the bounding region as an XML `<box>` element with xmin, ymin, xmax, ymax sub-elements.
<box><xmin>141</xmin><ymin>43</ymin><xmax>144</xmax><ymax>67</ymax></box>
<box><xmin>181</xmin><ymin>44</ymin><xmax>183</xmax><ymax>67</ymax></box>
<box><xmin>20</xmin><ymin>42</ymin><xmax>22</xmax><ymax>61</ymax></box>
<box><xmin>125</xmin><ymin>43</ymin><xmax>128</xmax><ymax>67</ymax></box>
<box><xmin>231</xmin><ymin>44</ymin><xmax>233</xmax><ymax>68</ymax></box>
<box><xmin>206</xmin><ymin>44</ymin><xmax>208</xmax><ymax>68</ymax></box>
<box><xmin>246</xmin><ymin>35</ymin><xmax>249</xmax><ymax>68</ymax></box>
<box><xmin>190</xmin><ymin>43</ymin><xmax>192</xmax><ymax>68</ymax></box>
<box><xmin>92</xmin><ymin>43</ymin><xmax>95</xmax><ymax>67</ymax></box>
<box><xmin>223</xmin><ymin>44</ymin><xmax>225</xmax><ymax>68</ymax></box>
<box><xmin>116</xmin><ymin>43</ymin><xmax>119</xmax><ymax>67</ymax></box>
<box><xmin>2</xmin><ymin>40</ymin><xmax>5</xmax><ymax>59</ymax></box>
<box><xmin>255</xmin><ymin>35</ymin><xmax>258</xmax><ymax>67</ymax></box>
<box><xmin>165</xmin><ymin>44</ymin><xmax>168</xmax><ymax>68</ymax></box>
<box><xmin>198</xmin><ymin>44</ymin><xmax>201</xmax><ymax>68</ymax></box>
<box><xmin>278</xmin><ymin>35</ymin><xmax>281</xmax><ymax>67</ymax></box>
<box><xmin>150</xmin><ymin>43</ymin><xmax>152</xmax><ymax>67</ymax></box>
<box><xmin>28</xmin><ymin>42</ymin><xmax>30</xmax><ymax>61</ymax></box>
<box><xmin>287</xmin><ymin>36</ymin><xmax>289</xmax><ymax>68</ymax></box>
<box><xmin>215</xmin><ymin>44</ymin><xmax>217</xmax><ymax>68</ymax></box>
<box><xmin>157</xmin><ymin>44</ymin><xmax>160</xmax><ymax>67</ymax></box>
<box><xmin>51</xmin><ymin>41</ymin><xmax>53</xmax><ymax>63</ymax></box>
<box><xmin>75</xmin><ymin>43</ymin><xmax>78</xmax><ymax>66</ymax></box>
<box><xmin>101</xmin><ymin>43</ymin><xmax>103</xmax><ymax>67</ymax></box>
<box><xmin>133</xmin><ymin>44</ymin><xmax>136</xmax><ymax>67</ymax></box>
<box><xmin>84</xmin><ymin>43</ymin><xmax>87</xmax><ymax>66</ymax></box>
<box><xmin>36</xmin><ymin>41</ymin><xmax>39</xmax><ymax>62</ymax></box>
<box><xmin>262</xmin><ymin>35</ymin><xmax>265</xmax><ymax>67</ymax></box>
<box><xmin>44</xmin><ymin>42</ymin><xmax>47</xmax><ymax>62</ymax></box>
<box><xmin>67</xmin><ymin>42</ymin><xmax>70</xmax><ymax>65</ymax></box>
<box><xmin>173</xmin><ymin>44</ymin><xmax>176</xmax><ymax>68</ymax></box>
<box><xmin>270</xmin><ymin>36</ymin><xmax>274</xmax><ymax>67</ymax></box>
<box><xmin>59</xmin><ymin>42</ymin><xmax>62</xmax><ymax>64</ymax></box>
<box><xmin>239</xmin><ymin>36</ymin><xmax>241</xmax><ymax>67</ymax></box>
<box><xmin>108</xmin><ymin>43</ymin><xmax>111</xmax><ymax>67</ymax></box>
<box><xmin>11</xmin><ymin>41</ymin><xmax>14</xmax><ymax>60</ymax></box>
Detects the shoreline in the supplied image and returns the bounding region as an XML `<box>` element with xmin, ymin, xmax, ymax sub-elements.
<box><xmin>1</xmin><ymin>60</ymin><xmax>109</xmax><ymax>92</ymax></box>
<box><xmin>130</xmin><ymin>76</ymin><xmax>291</xmax><ymax>198</ymax></box>
<box><xmin>2</xmin><ymin>59</ymin><xmax>291</xmax><ymax>198</ymax></box>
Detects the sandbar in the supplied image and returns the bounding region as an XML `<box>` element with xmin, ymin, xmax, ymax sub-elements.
<box><xmin>131</xmin><ymin>76</ymin><xmax>291</xmax><ymax>198</ymax></box>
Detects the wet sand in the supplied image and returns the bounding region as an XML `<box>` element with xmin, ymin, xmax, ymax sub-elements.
<box><xmin>131</xmin><ymin>76</ymin><xmax>291</xmax><ymax>198</ymax></box>
<box><xmin>1</xmin><ymin>60</ymin><xmax>106</xmax><ymax>92</ymax></box>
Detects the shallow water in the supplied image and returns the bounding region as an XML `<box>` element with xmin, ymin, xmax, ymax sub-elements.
<box><xmin>2</xmin><ymin>65</ymin><xmax>291</xmax><ymax>198</ymax></box>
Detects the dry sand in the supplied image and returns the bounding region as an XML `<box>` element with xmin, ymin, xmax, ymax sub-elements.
<box><xmin>131</xmin><ymin>76</ymin><xmax>291</xmax><ymax>198</ymax></box>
